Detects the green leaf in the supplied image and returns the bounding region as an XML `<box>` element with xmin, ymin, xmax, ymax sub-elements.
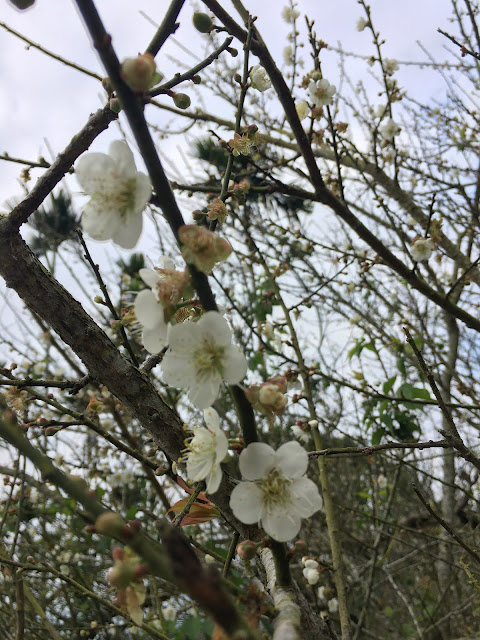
<box><xmin>411</xmin><ymin>387</ymin><xmax>431</xmax><ymax>400</ymax></box>
<box><xmin>126</xmin><ymin>506</ymin><xmax>138</xmax><ymax>520</ymax></box>
<box><xmin>372</xmin><ymin>427</ymin><xmax>385</xmax><ymax>445</ymax></box>
<box><xmin>383</xmin><ymin>376</ymin><xmax>397</xmax><ymax>394</ymax></box>
<box><xmin>397</xmin><ymin>382</ymin><xmax>414</xmax><ymax>399</ymax></box>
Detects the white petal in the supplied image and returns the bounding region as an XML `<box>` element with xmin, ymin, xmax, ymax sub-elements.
<box><xmin>109</xmin><ymin>140</ymin><xmax>137</xmax><ymax>179</ymax></box>
<box><xmin>188</xmin><ymin>377</ymin><xmax>221</xmax><ymax>409</ymax></box>
<box><xmin>157</xmin><ymin>256</ymin><xmax>176</xmax><ymax>270</ymax></box>
<box><xmin>112</xmin><ymin>210</ymin><xmax>143</xmax><ymax>249</ymax></box>
<box><xmin>205</xmin><ymin>465</ymin><xmax>222</xmax><ymax>494</ymax></box>
<box><xmin>289</xmin><ymin>478</ymin><xmax>323</xmax><ymax>518</ymax></box>
<box><xmin>142</xmin><ymin>327</ymin><xmax>168</xmax><ymax>354</ymax></box>
<box><xmin>133</xmin><ymin>173</ymin><xmax>153</xmax><ymax>214</ymax></box>
<box><xmin>197</xmin><ymin>312</ymin><xmax>232</xmax><ymax>346</ymax></box>
<box><xmin>187</xmin><ymin>453</ymin><xmax>213</xmax><ymax>482</ymax></box>
<box><xmin>222</xmin><ymin>345</ymin><xmax>247</xmax><ymax>384</ymax></box>
<box><xmin>81</xmin><ymin>201</ymin><xmax>119</xmax><ymax>241</ymax></box>
<box><xmin>239</xmin><ymin>442</ymin><xmax>275</xmax><ymax>481</ymax></box>
<box><xmin>161</xmin><ymin>351</ymin><xmax>197</xmax><ymax>388</ymax></box>
<box><xmin>139</xmin><ymin>268</ymin><xmax>161</xmax><ymax>289</ymax></box>
<box><xmin>135</xmin><ymin>290</ymin><xmax>163</xmax><ymax>330</ymax></box>
<box><xmin>75</xmin><ymin>153</ymin><xmax>115</xmax><ymax>193</ymax></box>
<box><xmin>203</xmin><ymin>407</ymin><xmax>220</xmax><ymax>432</ymax></box>
<box><xmin>167</xmin><ymin>321</ymin><xmax>199</xmax><ymax>353</ymax></box>
<box><xmin>230</xmin><ymin>482</ymin><xmax>263</xmax><ymax>524</ymax></box>
<box><xmin>261</xmin><ymin>508</ymin><xmax>301</xmax><ymax>542</ymax></box>
<box><xmin>275</xmin><ymin>441</ymin><xmax>308</xmax><ymax>479</ymax></box>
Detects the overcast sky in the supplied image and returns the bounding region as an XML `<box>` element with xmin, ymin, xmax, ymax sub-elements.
<box><xmin>0</xmin><ymin>0</ymin><xmax>458</xmax><ymax>360</ymax></box>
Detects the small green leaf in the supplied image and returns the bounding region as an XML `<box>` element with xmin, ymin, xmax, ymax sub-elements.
<box><xmin>383</xmin><ymin>376</ymin><xmax>397</xmax><ymax>394</ymax></box>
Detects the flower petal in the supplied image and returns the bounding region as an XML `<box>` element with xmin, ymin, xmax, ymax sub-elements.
<box><xmin>197</xmin><ymin>312</ymin><xmax>232</xmax><ymax>346</ymax></box>
<box><xmin>112</xmin><ymin>210</ymin><xmax>143</xmax><ymax>249</ymax></box>
<box><xmin>239</xmin><ymin>442</ymin><xmax>275</xmax><ymax>481</ymax></box>
<box><xmin>230</xmin><ymin>482</ymin><xmax>263</xmax><ymax>524</ymax></box>
<box><xmin>167</xmin><ymin>321</ymin><xmax>199</xmax><ymax>353</ymax></box>
<box><xmin>205</xmin><ymin>464</ymin><xmax>222</xmax><ymax>494</ymax></box>
<box><xmin>142</xmin><ymin>327</ymin><xmax>168</xmax><ymax>354</ymax></box>
<box><xmin>81</xmin><ymin>201</ymin><xmax>120</xmax><ymax>241</ymax></box>
<box><xmin>109</xmin><ymin>140</ymin><xmax>137</xmax><ymax>179</ymax></box>
<box><xmin>161</xmin><ymin>351</ymin><xmax>196</xmax><ymax>388</ymax></box>
<box><xmin>275</xmin><ymin>441</ymin><xmax>308</xmax><ymax>479</ymax></box>
<box><xmin>261</xmin><ymin>508</ymin><xmax>301</xmax><ymax>542</ymax></box>
<box><xmin>290</xmin><ymin>477</ymin><xmax>323</xmax><ymax>517</ymax></box>
<box><xmin>75</xmin><ymin>153</ymin><xmax>115</xmax><ymax>193</ymax></box>
<box><xmin>133</xmin><ymin>173</ymin><xmax>153</xmax><ymax>214</ymax></box>
<box><xmin>188</xmin><ymin>377</ymin><xmax>221</xmax><ymax>409</ymax></box>
<box><xmin>222</xmin><ymin>345</ymin><xmax>247</xmax><ymax>384</ymax></box>
<box><xmin>135</xmin><ymin>290</ymin><xmax>163</xmax><ymax>330</ymax></box>
<box><xmin>203</xmin><ymin>407</ymin><xmax>220</xmax><ymax>432</ymax></box>
<box><xmin>139</xmin><ymin>268</ymin><xmax>161</xmax><ymax>289</ymax></box>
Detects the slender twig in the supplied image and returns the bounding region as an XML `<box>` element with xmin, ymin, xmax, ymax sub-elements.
<box><xmin>14</xmin><ymin>570</ymin><xmax>25</xmax><ymax>640</ymax></box>
<box><xmin>77</xmin><ymin>231</ymin><xmax>139</xmax><ymax>367</ymax></box>
<box><xmin>0</xmin><ymin>21</ymin><xmax>102</xmax><ymax>80</ymax></box>
<box><xmin>438</xmin><ymin>28</ymin><xmax>480</xmax><ymax>61</ymax></box>
<box><xmin>173</xmin><ymin>482</ymin><xmax>204</xmax><ymax>526</ymax></box>
<box><xmin>309</xmin><ymin>439</ymin><xmax>451</xmax><ymax>459</ymax></box>
<box><xmin>144</xmin><ymin>0</ymin><xmax>186</xmax><ymax>58</ymax></box>
<box><xmin>412</xmin><ymin>483</ymin><xmax>480</xmax><ymax>565</ymax></box>
<box><xmin>222</xmin><ymin>532</ymin><xmax>239</xmax><ymax>578</ymax></box>
<box><xmin>149</xmin><ymin>36</ymin><xmax>233</xmax><ymax>96</ymax></box>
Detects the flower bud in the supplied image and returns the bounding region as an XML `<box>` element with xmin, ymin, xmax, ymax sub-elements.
<box><xmin>192</xmin><ymin>75</ymin><xmax>202</xmax><ymax>84</ymax></box>
<box><xmin>107</xmin><ymin>563</ymin><xmax>135</xmax><ymax>588</ymax></box>
<box><xmin>8</xmin><ymin>0</ymin><xmax>35</xmax><ymax>8</ymax></box>
<box><xmin>294</xmin><ymin>539</ymin><xmax>308</xmax><ymax>554</ymax></box>
<box><xmin>95</xmin><ymin>512</ymin><xmax>123</xmax><ymax>537</ymax></box>
<box><xmin>172</xmin><ymin>93</ymin><xmax>191</xmax><ymax>110</ymax></box>
<box><xmin>192</xmin><ymin>12</ymin><xmax>213</xmax><ymax>33</ymax></box>
<box><xmin>44</xmin><ymin>427</ymin><xmax>59</xmax><ymax>436</ymax></box>
<box><xmin>101</xmin><ymin>77</ymin><xmax>114</xmax><ymax>94</ymax></box>
<box><xmin>237</xmin><ymin>540</ymin><xmax>257</xmax><ymax>560</ymax></box>
<box><xmin>109</xmin><ymin>98</ymin><xmax>122</xmax><ymax>114</ymax></box>
<box><xmin>121</xmin><ymin>54</ymin><xmax>156</xmax><ymax>92</ymax></box>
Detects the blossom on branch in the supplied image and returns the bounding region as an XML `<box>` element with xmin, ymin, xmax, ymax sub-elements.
<box><xmin>308</xmin><ymin>78</ymin><xmax>336</xmax><ymax>108</ymax></box>
<box><xmin>411</xmin><ymin>237</ymin><xmax>434</xmax><ymax>262</ymax></box>
<box><xmin>230</xmin><ymin>441</ymin><xmax>323</xmax><ymax>542</ymax></box>
<box><xmin>184</xmin><ymin>408</ymin><xmax>228</xmax><ymax>494</ymax></box>
<box><xmin>75</xmin><ymin>141</ymin><xmax>152</xmax><ymax>249</ymax></box>
<box><xmin>161</xmin><ymin>311</ymin><xmax>248</xmax><ymax>409</ymax></box>
<box><xmin>250</xmin><ymin>65</ymin><xmax>272</xmax><ymax>92</ymax></box>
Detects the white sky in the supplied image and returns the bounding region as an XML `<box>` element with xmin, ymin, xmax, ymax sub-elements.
<box><xmin>0</xmin><ymin>0</ymin><xmax>457</xmax><ymax>360</ymax></box>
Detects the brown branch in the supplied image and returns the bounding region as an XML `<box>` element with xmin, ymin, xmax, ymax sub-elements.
<box><xmin>309</xmin><ymin>439</ymin><xmax>451</xmax><ymax>459</ymax></box>
<box><xmin>144</xmin><ymin>0</ymin><xmax>186</xmax><ymax>57</ymax></box>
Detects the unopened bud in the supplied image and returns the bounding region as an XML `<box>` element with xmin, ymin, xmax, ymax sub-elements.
<box><xmin>172</xmin><ymin>93</ymin><xmax>191</xmax><ymax>109</ymax></box>
<box><xmin>227</xmin><ymin>47</ymin><xmax>239</xmax><ymax>57</ymax></box>
<box><xmin>237</xmin><ymin>540</ymin><xmax>257</xmax><ymax>561</ymax></box>
<box><xmin>95</xmin><ymin>512</ymin><xmax>124</xmax><ymax>537</ymax></box>
<box><xmin>8</xmin><ymin>0</ymin><xmax>35</xmax><ymax>8</ymax></box>
<box><xmin>192</xmin><ymin>75</ymin><xmax>202</xmax><ymax>84</ymax></box>
<box><xmin>121</xmin><ymin>54</ymin><xmax>156</xmax><ymax>92</ymax></box>
<box><xmin>192</xmin><ymin>12</ymin><xmax>213</xmax><ymax>33</ymax></box>
<box><xmin>101</xmin><ymin>77</ymin><xmax>114</xmax><ymax>94</ymax></box>
<box><xmin>109</xmin><ymin>97</ymin><xmax>122</xmax><ymax>114</ymax></box>
<box><xmin>233</xmin><ymin>73</ymin><xmax>242</xmax><ymax>84</ymax></box>
<box><xmin>192</xmin><ymin>210</ymin><xmax>206</xmax><ymax>221</ymax></box>
<box><xmin>107</xmin><ymin>563</ymin><xmax>135</xmax><ymax>588</ymax></box>
<box><xmin>44</xmin><ymin>427</ymin><xmax>59</xmax><ymax>436</ymax></box>
<box><xmin>294</xmin><ymin>539</ymin><xmax>308</xmax><ymax>554</ymax></box>
<box><xmin>94</xmin><ymin>295</ymin><xmax>104</xmax><ymax>304</ymax></box>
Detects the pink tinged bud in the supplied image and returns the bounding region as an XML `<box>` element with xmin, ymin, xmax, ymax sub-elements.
<box><xmin>179</xmin><ymin>225</ymin><xmax>233</xmax><ymax>273</ymax></box>
<box><xmin>294</xmin><ymin>539</ymin><xmax>308</xmax><ymax>554</ymax></box>
<box><xmin>44</xmin><ymin>427</ymin><xmax>59</xmax><ymax>436</ymax></box>
<box><xmin>121</xmin><ymin>54</ymin><xmax>156</xmax><ymax>92</ymax></box>
<box><xmin>112</xmin><ymin>547</ymin><xmax>125</xmax><ymax>562</ymax></box>
<box><xmin>237</xmin><ymin>540</ymin><xmax>257</xmax><ymax>560</ymax></box>
<box><xmin>95</xmin><ymin>512</ymin><xmax>124</xmax><ymax>537</ymax></box>
<box><xmin>133</xmin><ymin>563</ymin><xmax>148</xmax><ymax>578</ymax></box>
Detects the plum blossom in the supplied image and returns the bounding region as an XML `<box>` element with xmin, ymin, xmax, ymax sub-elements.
<box><xmin>356</xmin><ymin>17</ymin><xmax>369</xmax><ymax>31</ymax></box>
<box><xmin>295</xmin><ymin>100</ymin><xmax>309</xmax><ymax>121</ymax></box>
<box><xmin>384</xmin><ymin>58</ymin><xmax>399</xmax><ymax>76</ymax></box>
<box><xmin>282</xmin><ymin>6</ymin><xmax>300</xmax><ymax>22</ymax></box>
<box><xmin>308</xmin><ymin>78</ymin><xmax>336</xmax><ymax>108</ymax></box>
<box><xmin>161</xmin><ymin>311</ymin><xmax>248</xmax><ymax>409</ymax></box>
<box><xmin>411</xmin><ymin>237</ymin><xmax>434</xmax><ymax>262</ymax></box>
<box><xmin>185</xmin><ymin>408</ymin><xmax>228</xmax><ymax>494</ymax></box>
<box><xmin>134</xmin><ymin>260</ymin><xmax>175</xmax><ymax>354</ymax></box>
<box><xmin>75</xmin><ymin>141</ymin><xmax>152</xmax><ymax>249</ymax></box>
<box><xmin>230</xmin><ymin>441</ymin><xmax>323</xmax><ymax>542</ymax></box>
<box><xmin>380</xmin><ymin>118</ymin><xmax>401</xmax><ymax>141</ymax></box>
<box><xmin>250</xmin><ymin>65</ymin><xmax>271</xmax><ymax>92</ymax></box>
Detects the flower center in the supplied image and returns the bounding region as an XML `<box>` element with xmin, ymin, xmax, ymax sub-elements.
<box><xmin>193</xmin><ymin>338</ymin><xmax>225</xmax><ymax>381</ymax></box>
<box><xmin>258</xmin><ymin>467</ymin><xmax>292</xmax><ymax>509</ymax></box>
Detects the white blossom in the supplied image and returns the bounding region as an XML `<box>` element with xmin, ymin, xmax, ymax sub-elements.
<box><xmin>250</xmin><ymin>65</ymin><xmax>272</xmax><ymax>92</ymax></box>
<box><xmin>162</xmin><ymin>604</ymin><xmax>177</xmax><ymax>622</ymax></box>
<box><xmin>380</xmin><ymin>117</ymin><xmax>401</xmax><ymax>141</ymax></box>
<box><xmin>291</xmin><ymin>424</ymin><xmax>309</xmax><ymax>443</ymax></box>
<box><xmin>308</xmin><ymin>78</ymin><xmax>336</xmax><ymax>108</ymax></box>
<box><xmin>283</xmin><ymin>45</ymin><xmax>294</xmax><ymax>66</ymax></box>
<box><xmin>185</xmin><ymin>408</ymin><xmax>228</xmax><ymax>494</ymax></box>
<box><xmin>303</xmin><ymin>567</ymin><xmax>320</xmax><ymax>585</ymax></box>
<box><xmin>384</xmin><ymin>58</ymin><xmax>399</xmax><ymax>76</ymax></box>
<box><xmin>328</xmin><ymin>597</ymin><xmax>339</xmax><ymax>614</ymax></box>
<box><xmin>75</xmin><ymin>140</ymin><xmax>152</xmax><ymax>249</ymax></box>
<box><xmin>295</xmin><ymin>100</ymin><xmax>310</xmax><ymax>121</ymax></box>
<box><xmin>281</xmin><ymin>6</ymin><xmax>300</xmax><ymax>22</ymax></box>
<box><xmin>161</xmin><ymin>311</ymin><xmax>248</xmax><ymax>409</ymax></box>
<box><xmin>134</xmin><ymin>260</ymin><xmax>175</xmax><ymax>354</ymax></box>
<box><xmin>411</xmin><ymin>238</ymin><xmax>434</xmax><ymax>262</ymax></box>
<box><xmin>377</xmin><ymin>473</ymin><xmax>388</xmax><ymax>489</ymax></box>
<box><xmin>230</xmin><ymin>441</ymin><xmax>323</xmax><ymax>542</ymax></box>
<box><xmin>356</xmin><ymin>17</ymin><xmax>369</xmax><ymax>31</ymax></box>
